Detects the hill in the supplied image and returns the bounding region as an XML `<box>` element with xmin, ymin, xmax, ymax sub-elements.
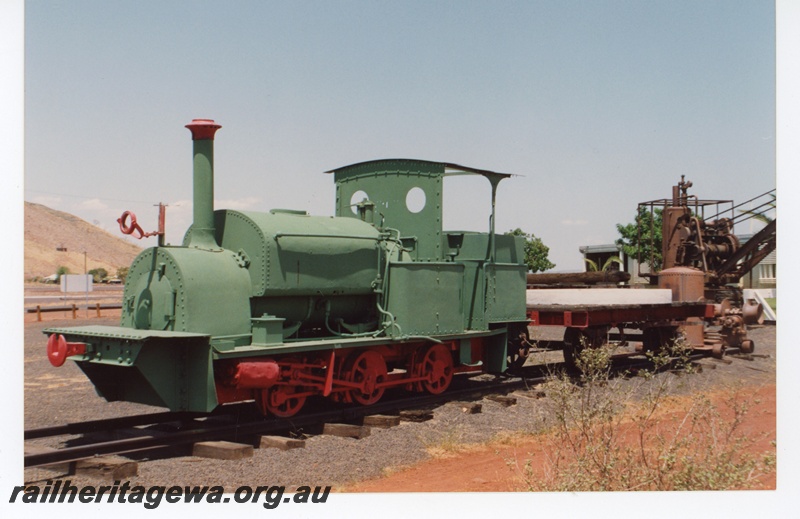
<box><xmin>24</xmin><ymin>202</ymin><xmax>142</xmax><ymax>279</ymax></box>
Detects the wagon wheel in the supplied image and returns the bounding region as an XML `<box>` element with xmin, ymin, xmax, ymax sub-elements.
<box><xmin>345</xmin><ymin>350</ymin><xmax>387</xmax><ymax>405</ymax></box>
<box><xmin>562</xmin><ymin>326</ymin><xmax>609</xmax><ymax>371</ymax></box>
<box><xmin>258</xmin><ymin>386</ymin><xmax>307</xmax><ymax>418</ymax></box>
<box><xmin>417</xmin><ymin>344</ymin><xmax>454</xmax><ymax>394</ymax></box>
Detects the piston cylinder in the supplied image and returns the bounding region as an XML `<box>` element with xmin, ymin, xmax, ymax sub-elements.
<box><xmin>234</xmin><ymin>361</ymin><xmax>280</xmax><ymax>389</ymax></box>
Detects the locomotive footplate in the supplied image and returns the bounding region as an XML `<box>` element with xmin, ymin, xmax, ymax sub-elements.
<box><xmin>43</xmin><ymin>326</ymin><xmax>216</xmax><ymax>412</ymax></box>
<box><xmin>209</xmin><ymin>328</ymin><xmax>508</xmax><ymax>359</ymax></box>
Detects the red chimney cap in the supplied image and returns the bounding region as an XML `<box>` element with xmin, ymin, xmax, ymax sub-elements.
<box><xmin>186</xmin><ymin>119</ymin><xmax>222</xmax><ymax>140</ymax></box>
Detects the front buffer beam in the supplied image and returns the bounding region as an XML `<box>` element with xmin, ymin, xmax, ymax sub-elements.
<box><xmin>44</xmin><ymin>326</ymin><xmax>215</xmax><ymax>412</ymax></box>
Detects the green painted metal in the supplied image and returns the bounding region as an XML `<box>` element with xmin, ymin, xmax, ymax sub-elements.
<box><xmin>122</xmin><ymin>246</ymin><xmax>252</xmax><ymax>337</ymax></box>
<box><xmin>460</xmin><ymin>260</ymin><xmax>486</xmax><ymax>329</ymax></box>
<box><xmin>189</xmin><ymin>138</ymin><xmax>220</xmax><ymax>250</ymax></box>
<box><xmin>43</xmin><ymin>326</ymin><xmax>216</xmax><ymax>412</ymax></box>
<box><xmin>188</xmin><ymin>209</ymin><xmax>389</xmax><ymax>337</ymax></box>
<box><xmin>384</xmin><ymin>262</ymin><xmax>465</xmax><ymax>335</ymax></box>
<box><xmin>485</xmin><ymin>263</ymin><xmax>528</xmax><ymax>323</ymax></box>
<box><xmin>459</xmin><ymin>338</ymin><xmax>473</xmax><ymax>365</ymax></box>
<box><xmin>482</xmin><ymin>329</ymin><xmax>509</xmax><ymax>373</ymax></box>
<box><xmin>199</xmin><ymin>209</ymin><xmax>383</xmax><ymax>297</ymax></box>
<box><xmin>445</xmin><ymin>231</ymin><xmax>524</xmax><ymax>263</ymax></box>
<box><xmin>44</xmin><ymin>148</ymin><xmax>531</xmax><ymax>413</ymax></box>
<box><xmin>210</xmin><ymin>328</ymin><xmax>509</xmax><ymax>360</ymax></box>
<box><xmin>43</xmin><ymin>325</ymin><xmax>208</xmax><ymax>341</ymax></box>
<box><xmin>331</xmin><ymin>159</ymin><xmax>445</xmax><ymax>261</ymax></box>
<box><xmin>251</xmin><ymin>314</ymin><xmax>286</xmax><ymax>345</ymax></box>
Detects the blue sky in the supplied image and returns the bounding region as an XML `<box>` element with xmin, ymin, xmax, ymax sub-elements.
<box><xmin>21</xmin><ymin>0</ymin><xmax>776</xmax><ymax>270</ymax></box>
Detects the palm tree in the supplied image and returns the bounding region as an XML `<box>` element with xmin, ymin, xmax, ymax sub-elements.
<box><xmin>738</xmin><ymin>193</ymin><xmax>775</xmax><ymax>224</ymax></box>
<box><xmin>584</xmin><ymin>256</ymin><xmax>623</xmax><ymax>272</ymax></box>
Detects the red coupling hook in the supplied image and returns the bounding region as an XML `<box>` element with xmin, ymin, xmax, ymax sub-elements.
<box><xmin>118</xmin><ymin>211</ymin><xmax>147</xmax><ymax>239</ymax></box>
<box><xmin>47</xmin><ymin>334</ymin><xmax>87</xmax><ymax>367</ymax></box>
<box><xmin>117</xmin><ymin>208</ymin><xmax>164</xmax><ymax>240</ymax></box>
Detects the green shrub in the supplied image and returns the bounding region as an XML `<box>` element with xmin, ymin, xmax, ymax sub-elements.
<box><xmin>88</xmin><ymin>268</ymin><xmax>108</xmax><ymax>283</ymax></box>
<box><xmin>55</xmin><ymin>266</ymin><xmax>70</xmax><ymax>282</ymax></box>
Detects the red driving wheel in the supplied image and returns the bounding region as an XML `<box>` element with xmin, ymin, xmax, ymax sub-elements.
<box><xmin>258</xmin><ymin>386</ymin><xmax>306</xmax><ymax>418</ymax></box>
<box><xmin>418</xmin><ymin>344</ymin><xmax>454</xmax><ymax>395</ymax></box>
<box><xmin>345</xmin><ymin>350</ymin><xmax>387</xmax><ymax>405</ymax></box>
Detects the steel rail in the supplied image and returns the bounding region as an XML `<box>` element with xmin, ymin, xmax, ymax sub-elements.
<box><xmin>24</xmin><ymin>350</ymin><xmax>718</xmax><ymax>468</ymax></box>
<box><xmin>25</xmin><ymin>411</ymin><xmax>205</xmax><ymax>440</ymax></box>
<box><xmin>23</xmin><ymin>377</ymin><xmax>530</xmax><ymax>468</ymax></box>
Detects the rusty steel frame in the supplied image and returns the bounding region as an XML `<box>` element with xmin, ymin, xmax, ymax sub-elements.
<box><xmin>527</xmin><ymin>302</ymin><xmax>715</xmax><ymax>329</ymax></box>
<box><xmin>714</xmin><ymin>219</ymin><xmax>776</xmax><ymax>281</ymax></box>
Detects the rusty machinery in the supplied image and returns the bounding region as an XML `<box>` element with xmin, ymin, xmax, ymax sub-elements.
<box><xmin>649</xmin><ymin>176</ymin><xmax>776</xmax><ymax>287</ymax></box>
<box><xmin>636</xmin><ymin>176</ymin><xmax>775</xmax><ymax>354</ymax></box>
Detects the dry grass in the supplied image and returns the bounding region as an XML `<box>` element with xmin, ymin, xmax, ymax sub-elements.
<box><xmin>508</xmin><ymin>344</ymin><xmax>777</xmax><ymax>491</ymax></box>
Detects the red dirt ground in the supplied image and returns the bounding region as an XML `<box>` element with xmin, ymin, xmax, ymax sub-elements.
<box><xmin>347</xmin><ymin>384</ymin><xmax>776</xmax><ymax>492</ymax></box>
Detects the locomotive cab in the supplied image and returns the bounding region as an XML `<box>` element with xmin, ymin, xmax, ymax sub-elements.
<box><xmin>328</xmin><ymin>159</ymin><xmax>528</xmax><ymax>339</ymax></box>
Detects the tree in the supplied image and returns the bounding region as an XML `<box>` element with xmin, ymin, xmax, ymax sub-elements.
<box><xmin>88</xmin><ymin>268</ymin><xmax>108</xmax><ymax>283</ymax></box>
<box><xmin>116</xmin><ymin>266</ymin><xmax>130</xmax><ymax>284</ymax></box>
<box><xmin>507</xmin><ymin>228</ymin><xmax>556</xmax><ymax>273</ymax></box>
<box><xmin>616</xmin><ymin>207</ymin><xmax>663</xmax><ymax>272</ymax></box>
<box><xmin>584</xmin><ymin>256</ymin><xmax>622</xmax><ymax>272</ymax></box>
<box><xmin>55</xmin><ymin>266</ymin><xmax>71</xmax><ymax>282</ymax></box>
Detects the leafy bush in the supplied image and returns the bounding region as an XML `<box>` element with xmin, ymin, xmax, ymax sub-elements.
<box><xmin>88</xmin><ymin>268</ymin><xmax>108</xmax><ymax>283</ymax></box>
<box><xmin>506</xmin><ymin>228</ymin><xmax>556</xmax><ymax>273</ymax></box>
<box><xmin>116</xmin><ymin>266</ymin><xmax>129</xmax><ymax>284</ymax></box>
<box><xmin>55</xmin><ymin>266</ymin><xmax>70</xmax><ymax>282</ymax></box>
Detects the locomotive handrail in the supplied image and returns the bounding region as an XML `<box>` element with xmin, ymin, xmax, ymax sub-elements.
<box><xmin>273</xmin><ymin>232</ymin><xmax>380</xmax><ymax>241</ymax></box>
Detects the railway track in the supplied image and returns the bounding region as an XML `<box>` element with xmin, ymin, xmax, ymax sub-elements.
<box><xmin>24</xmin><ymin>348</ymin><xmax>715</xmax><ymax>469</ymax></box>
<box><xmin>24</xmin><ymin>375</ymin><xmax>530</xmax><ymax>468</ymax></box>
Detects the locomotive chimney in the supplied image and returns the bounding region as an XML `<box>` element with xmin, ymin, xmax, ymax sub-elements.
<box><xmin>185</xmin><ymin>118</ymin><xmax>222</xmax><ymax>249</ymax></box>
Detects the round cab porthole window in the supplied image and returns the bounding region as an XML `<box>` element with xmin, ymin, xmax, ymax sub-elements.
<box><xmin>406</xmin><ymin>187</ymin><xmax>426</xmax><ymax>213</ymax></box>
<box><xmin>350</xmin><ymin>190</ymin><xmax>369</xmax><ymax>214</ymax></box>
